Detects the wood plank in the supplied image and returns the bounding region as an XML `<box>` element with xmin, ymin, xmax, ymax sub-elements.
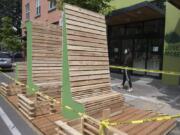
<box><xmin>68</xmin><ymin>45</ymin><xmax>108</xmax><ymax>53</ymax></box>
<box><xmin>67</xmin><ymin>40</ymin><xmax>107</xmax><ymax>49</ymax></box>
<box><xmin>55</xmin><ymin>121</ymin><xmax>82</xmax><ymax>135</ymax></box>
<box><xmin>66</xmin><ymin>19</ymin><xmax>106</xmax><ymax>32</ymax></box>
<box><xmin>68</xmin><ymin>50</ymin><xmax>108</xmax><ymax>57</ymax></box>
<box><xmin>69</xmin><ymin>61</ymin><xmax>109</xmax><ymax>66</ymax></box>
<box><xmin>66</xmin><ymin>13</ymin><xmax>106</xmax><ymax>28</ymax></box>
<box><xmin>65</xmin><ymin>4</ymin><xmax>105</xmax><ymax>20</ymax></box>
<box><xmin>67</xmin><ymin>35</ymin><xmax>106</xmax><ymax>44</ymax></box>
<box><xmin>67</xmin><ymin>25</ymin><xmax>106</xmax><ymax>36</ymax></box>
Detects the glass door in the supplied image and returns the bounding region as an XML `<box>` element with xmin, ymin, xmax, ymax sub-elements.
<box><xmin>146</xmin><ymin>39</ymin><xmax>163</xmax><ymax>77</ymax></box>
<box><xmin>133</xmin><ymin>39</ymin><xmax>147</xmax><ymax>75</ymax></box>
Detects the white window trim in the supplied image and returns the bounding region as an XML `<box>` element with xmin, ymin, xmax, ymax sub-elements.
<box><xmin>48</xmin><ymin>0</ymin><xmax>56</xmax><ymax>11</ymax></box>
<box><xmin>25</xmin><ymin>3</ymin><xmax>30</xmax><ymax>20</ymax></box>
<box><xmin>36</xmin><ymin>0</ymin><xmax>41</xmax><ymax>16</ymax></box>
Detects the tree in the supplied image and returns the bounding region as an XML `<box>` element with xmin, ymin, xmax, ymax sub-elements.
<box><xmin>56</xmin><ymin>0</ymin><xmax>113</xmax><ymax>14</ymax></box>
<box><xmin>0</xmin><ymin>0</ymin><xmax>22</xmax><ymax>35</ymax></box>
<box><xmin>0</xmin><ymin>17</ymin><xmax>21</xmax><ymax>52</ymax></box>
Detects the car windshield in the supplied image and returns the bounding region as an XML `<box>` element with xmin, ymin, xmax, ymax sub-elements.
<box><xmin>0</xmin><ymin>53</ymin><xmax>11</xmax><ymax>58</ymax></box>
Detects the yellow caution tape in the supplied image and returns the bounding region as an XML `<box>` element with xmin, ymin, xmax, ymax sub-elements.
<box><xmin>110</xmin><ymin>65</ymin><xmax>180</xmax><ymax>76</ymax></box>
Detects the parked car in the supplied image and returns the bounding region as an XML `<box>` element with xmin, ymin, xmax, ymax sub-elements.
<box><xmin>0</xmin><ymin>52</ymin><xmax>13</xmax><ymax>70</ymax></box>
<box><xmin>13</xmin><ymin>52</ymin><xmax>24</xmax><ymax>62</ymax></box>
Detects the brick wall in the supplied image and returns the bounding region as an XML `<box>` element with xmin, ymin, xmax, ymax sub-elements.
<box><xmin>22</xmin><ymin>0</ymin><xmax>61</xmax><ymax>34</ymax></box>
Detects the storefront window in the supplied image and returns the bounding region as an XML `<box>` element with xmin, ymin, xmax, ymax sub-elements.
<box><xmin>108</xmin><ymin>19</ymin><xmax>164</xmax><ymax>78</ymax></box>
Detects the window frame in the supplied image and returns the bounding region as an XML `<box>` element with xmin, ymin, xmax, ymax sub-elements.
<box><xmin>25</xmin><ymin>3</ymin><xmax>30</xmax><ymax>20</ymax></box>
<box><xmin>48</xmin><ymin>0</ymin><xmax>56</xmax><ymax>11</ymax></box>
<box><xmin>36</xmin><ymin>0</ymin><xmax>41</xmax><ymax>16</ymax></box>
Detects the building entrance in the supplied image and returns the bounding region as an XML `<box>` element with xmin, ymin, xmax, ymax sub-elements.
<box><xmin>108</xmin><ymin>19</ymin><xmax>164</xmax><ymax>78</ymax></box>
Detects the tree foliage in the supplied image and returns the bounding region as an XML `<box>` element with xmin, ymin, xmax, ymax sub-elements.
<box><xmin>0</xmin><ymin>17</ymin><xmax>21</xmax><ymax>52</ymax></box>
<box><xmin>0</xmin><ymin>0</ymin><xmax>22</xmax><ymax>35</ymax></box>
<box><xmin>56</xmin><ymin>0</ymin><xmax>113</xmax><ymax>14</ymax></box>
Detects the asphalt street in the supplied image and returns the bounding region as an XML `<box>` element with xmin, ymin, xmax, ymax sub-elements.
<box><xmin>0</xmin><ymin>71</ymin><xmax>38</xmax><ymax>135</ymax></box>
<box><xmin>0</xmin><ymin>71</ymin><xmax>15</xmax><ymax>84</ymax></box>
<box><xmin>0</xmin><ymin>116</ymin><xmax>12</xmax><ymax>135</ymax></box>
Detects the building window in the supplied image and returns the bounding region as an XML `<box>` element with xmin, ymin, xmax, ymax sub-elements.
<box><xmin>49</xmin><ymin>0</ymin><xmax>56</xmax><ymax>11</ymax></box>
<box><xmin>25</xmin><ymin>3</ymin><xmax>30</xmax><ymax>20</ymax></box>
<box><xmin>36</xmin><ymin>0</ymin><xmax>41</xmax><ymax>16</ymax></box>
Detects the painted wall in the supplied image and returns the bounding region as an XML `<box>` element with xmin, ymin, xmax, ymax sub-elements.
<box><xmin>110</xmin><ymin>0</ymin><xmax>153</xmax><ymax>9</ymax></box>
<box><xmin>162</xmin><ymin>2</ymin><xmax>180</xmax><ymax>85</ymax></box>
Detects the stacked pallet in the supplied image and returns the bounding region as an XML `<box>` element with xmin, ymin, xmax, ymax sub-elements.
<box><xmin>0</xmin><ymin>82</ymin><xmax>10</xmax><ymax>96</ymax></box>
<box><xmin>31</xmin><ymin>21</ymin><xmax>62</xmax><ymax>96</ymax></box>
<box><xmin>17</xmin><ymin>93</ymin><xmax>55</xmax><ymax>120</ymax></box>
<box><xmin>0</xmin><ymin>82</ymin><xmax>19</xmax><ymax>96</ymax></box>
<box><xmin>64</xmin><ymin>4</ymin><xmax>124</xmax><ymax>115</ymax></box>
<box><xmin>18</xmin><ymin>94</ymin><xmax>36</xmax><ymax>120</ymax></box>
<box><xmin>0</xmin><ymin>62</ymin><xmax>27</xmax><ymax>97</ymax></box>
<box><xmin>14</xmin><ymin>62</ymin><xmax>27</xmax><ymax>94</ymax></box>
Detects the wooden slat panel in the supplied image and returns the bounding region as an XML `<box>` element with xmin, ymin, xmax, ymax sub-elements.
<box><xmin>65</xmin><ymin>4</ymin><xmax>124</xmax><ymax>118</ymax></box>
<box><xmin>66</xmin><ymin>4</ymin><xmax>111</xmax><ymax>94</ymax></box>
<box><xmin>68</xmin><ymin>50</ymin><xmax>108</xmax><ymax>57</ymax></box>
<box><xmin>66</xmin><ymin>13</ymin><xmax>106</xmax><ymax>28</ymax></box>
<box><xmin>68</xmin><ymin>45</ymin><xmax>108</xmax><ymax>53</ymax></box>
<box><xmin>31</xmin><ymin>21</ymin><xmax>62</xmax><ymax>88</ymax></box>
<box><xmin>67</xmin><ymin>25</ymin><xmax>106</xmax><ymax>36</ymax></box>
<box><xmin>67</xmin><ymin>35</ymin><xmax>107</xmax><ymax>44</ymax></box>
<box><xmin>65</xmin><ymin>4</ymin><xmax>105</xmax><ymax>22</ymax></box>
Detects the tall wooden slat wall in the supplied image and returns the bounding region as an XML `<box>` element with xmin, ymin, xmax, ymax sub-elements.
<box><xmin>31</xmin><ymin>22</ymin><xmax>62</xmax><ymax>88</ymax></box>
<box><xmin>65</xmin><ymin>4</ymin><xmax>112</xmax><ymax>99</ymax></box>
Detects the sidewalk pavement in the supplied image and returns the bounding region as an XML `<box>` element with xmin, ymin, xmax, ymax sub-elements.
<box><xmin>111</xmin><ymin>73</ymin><xmax>180</xmax><ymax>135</ymax></box>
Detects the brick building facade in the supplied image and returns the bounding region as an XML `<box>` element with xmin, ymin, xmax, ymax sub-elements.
<box><xmin>22</xmin><ymin>0</ymin><xmax>61</xmax><ymax>35</ymax></box>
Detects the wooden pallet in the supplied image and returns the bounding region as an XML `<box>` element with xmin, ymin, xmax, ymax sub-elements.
<box><xmin>55</xmin><ymin>120</ymin><xmax>82</xmax><ymax>135</ymax></box>
<box><xmin>0</xmin><ymin>82</ymin><xmax>10</xmax><ymax>96</ymax></box>
<box><xmin>0</xmin><ymin>82</ymin><xmax>20</xmax><ymax>97</ymax></box>
<box><xmin>8</xmin><ymin>95</ymin><xmax>66</xmax><ymax>135</ymax></box>
<box><xmin>55</xmin><ymin>113</ymin><xmax>127</xmax><ymax>135</ymax></box>
<box><xmin>64</xmin><ymin>4</ymin><xmax>124</xmax><ymax>115</ymax></box>
<box><xmin>17</xmin><ymin>93</ymin><xmax>59</xmax><ymax>120</ymax></box>
<box><xmin>17</xmin><ymin>94</ymin><xmax>36</xmax><ymax>120</ymax></box>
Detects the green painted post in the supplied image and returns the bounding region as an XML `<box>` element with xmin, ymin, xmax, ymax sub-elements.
<box><xmin>26</xmin><ymin>21</ymin><xmax>39</xmax><ymax>94</ymax></box>
<box><xmin>61</xmin><ymin>8</ymin><xmax>85</xmax><ymax>119</ymax></box>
